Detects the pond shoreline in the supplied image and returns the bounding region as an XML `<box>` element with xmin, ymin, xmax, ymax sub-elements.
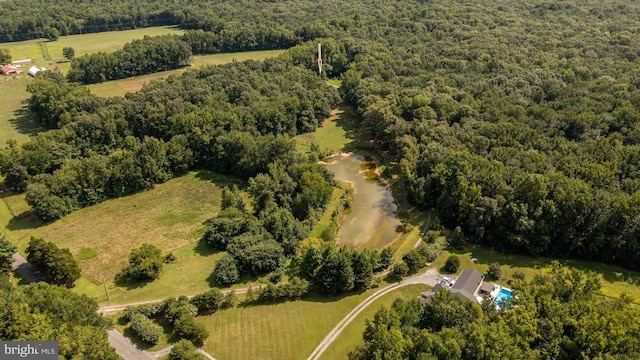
<box><xmin>322</xmin><ymin>152</ymin><xmax>402</xmax><ymax>249</ymax></box>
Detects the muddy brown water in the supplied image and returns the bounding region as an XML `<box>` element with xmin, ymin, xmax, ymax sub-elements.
<box><xmin>324</xmin><ymin>153</ymin><xmax>401</xmax><ymax>249</ymax></box>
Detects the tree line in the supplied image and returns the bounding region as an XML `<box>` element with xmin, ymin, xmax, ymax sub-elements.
<box><xmin>67</xmin><ymin>27</ymin><xmax>302</xmax><ymax>84</ymax></box>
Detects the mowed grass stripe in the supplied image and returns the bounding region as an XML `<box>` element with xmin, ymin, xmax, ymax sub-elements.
<box><xmin>200</xmin><ymin>290</ymin><xmax>379</xmax><ymax>360</ymax></box>
<box><xmin>318</xmin><ymin>284</ymin><xmax>428</xmax><ymax>360</ymax></box>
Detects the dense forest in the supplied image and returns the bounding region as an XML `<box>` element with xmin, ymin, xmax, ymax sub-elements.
<box><xmin>351</xmin><ymin>264</ymin><xmax>640</xmax><ymax>359</ymax></box>
<box><xmin>2</xmin><ymin>0</ymin><xmax>640</xmax><ymax>269</ymax></box>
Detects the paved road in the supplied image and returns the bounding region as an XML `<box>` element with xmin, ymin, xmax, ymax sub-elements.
<box><xmin>306</xmin><ymin>269</ymin><xmax>440</xmax><ymax>360</ymax></box>
<box><xmin>107</xmin><ymin>330</ymin><xmax>155</xmax><ymax>360</ymax></box>
<box><xmin>12</xmin><ymin>253</ymin><xmax>41</xmax><ymax>283</ymax></box>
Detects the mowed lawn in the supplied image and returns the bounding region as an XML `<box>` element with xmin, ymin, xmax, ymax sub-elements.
<box><xmin>319</xmin><ymin>284</ymin><xmax>427</xmax><ymax>360</ymax></box>
<box><xmin>38</xmin><ymin>170</ymin><xmax>239</xmax><ymax>281</ymax></box>
<box><xmin>87</xmin><ymin>49</ymin><xmax>286</xmax><ymax>97</ymax></box>
<box><xmin>0</xmin><ymin>76</ymin><xmax>45</xmax><ymax>143</ymax></box>
<box><xmin>198</xmin><ymin>283</ymin><xmax>426</xmax><ymax>360</ymax></box>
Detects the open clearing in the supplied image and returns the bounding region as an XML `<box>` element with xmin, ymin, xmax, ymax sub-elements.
<box><xmin>38</xmin><ymin>170</ymin><xmax>238</xmax><ymax>281</ymax></box>
<box><xmin>0</xmin><ymin>26</ymin><xmax>184</xmax><ymax>73</ymax></box>
<box><xmin>87</xmin><ymin>49</ymin><xmax>286</xmax><ymax>97</ymax></box>
<box><xmin>198</xmin><ymin>283</ymin><xmax>425</xmax><ymax>360</ymax></box>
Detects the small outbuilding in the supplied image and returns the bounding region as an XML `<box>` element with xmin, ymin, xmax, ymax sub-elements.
<box><xmin>28</xmin><ymin>66</ymin><xmax>45</xmax><ymax>77</ymax></box>
<box><xmin>1</xmin><ymin>65</ymin><xmax>20</xmax><ymax>75</ymax></box>
<box><xmin>12</xmin><ymin>59</ymin><xmax>32</xmax><ymax>65</ymax></box>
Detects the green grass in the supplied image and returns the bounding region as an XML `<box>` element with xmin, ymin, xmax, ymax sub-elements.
<box><xmin>0</xmin><ymin>170</ymin><xmax>249</xmax><ymax>304</ymax></box>
<box><xmin>0</xmin><ymin>26</ymin><xmax>184</xmax><ymax>73</ymax></box>
<box><xmin>198</xmin><ymin>284</ymin><xmax>393</xmax><ymax>360</ymax></box>
<box><xmin>0</xmin><ymin>26</ymin><xmax>184</xmax><ymax>144</ymax></box>
<box><xmin>295</xmin><ymin>107</ymin><xmax>357</xmax><ymax>155</ymax></box>
<box><xmin>327</xmin><ymin>79</ymin><xmax>342</xmax><ymax>87</ymax></box>
<box><xmin>38</xmin><ymin>170</ymin><xmax>239</xmax><ymax>281</ymax></box>
<box><xmin>79</xmin><ymin>240</ymin><xmax>225</xmax><ymax>306</ymax></box>
<box><xmin>318</xmin><ymin>284</ymin><xmax>427</xmax><ymax>360</ymax></box>
<box><xmin>87</xmin><ymin>49</ymin><xmax>286</xmax><ymax>97</ymax></box>
<box><xmin>0</xmin><ymin>76</ymin><xmax>45</xmax><ymax>144</ymax></box>
<box><xmin>431</xmin><ymin>246</ymin><xmax>640</xmax><ymax>304</ymax></box>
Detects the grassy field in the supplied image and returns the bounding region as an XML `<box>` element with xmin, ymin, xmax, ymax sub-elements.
<box><xmin>0</xmin><ymin>26</ymin><xmax>184</xmax><ymax>73</ymax></box>
<box><xmin>318</xmin><ymin>284</ymin><xmax>427</xmax><ymax>360</ymax></box>
<box><xmin>0</xmin><ymin>170</ymin><xmax>251</xmax><ymax>304</ymax></box>
<box><xmin>39</xmin><ymin>171</ymin><xmax>239</xmax><ymax>281</ymax></box>
<box><xmin>431</xmin><ymin>247</ymin><xmax>640</xmax><ymax>305</ymax></box>
<box><xmin>0</xmin><ymin>76</ymin><xmax>45</xmax><ymax>144</ymax></box>
<box><xmin>198</xmin><ymin>282</ymin><xmax>405</xmax><ymax>360</ymax></box>
<box><xmin>87</xmin><ymin>49</ymin><xmax>286</xmax><ymax>97</ymax></box>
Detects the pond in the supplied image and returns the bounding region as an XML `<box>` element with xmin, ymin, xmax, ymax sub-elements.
<box><xmin>323</xmin><ymin>153</ymin><xmax>401</xmax><ymax>249</ymax></box>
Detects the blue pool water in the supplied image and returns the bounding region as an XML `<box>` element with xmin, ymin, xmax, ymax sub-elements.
<box><xmin>494</xmin><ymin>288</ymin><xmax>514</xmax><ymax>304</ymax></box>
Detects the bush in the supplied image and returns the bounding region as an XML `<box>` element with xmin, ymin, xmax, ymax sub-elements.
<box><xmin>378</xmin><ymin>247</ymin><xmax>394</xmax><ymax>271</ymax></box>
<box><xmin>174</xmin><ymin>315</ymin><xmax>209</xmax><ymax>347</ymax></box>
<box><xmin>164</xmin><ymin>252</ymin><xmax>178</xmax><ymax>263</ymax></box>
<box><xmin>164</xmin><ymin>298</ymin><xmax>198</xmax><ymax>324</ymax></box>
<box><xmin>222</xmin><ymin>291</ymin><xmax>237</xmax><ymax>309</ymax></box>
<box><xmin>390</xmin><ymin>262</ymin><xmax>409</xmax><ymax>279</ymax></box>
<box><xmin>512</xmin><ymin>269</ymin><xmax>526</xmax><ymax>281</ymax></box>
<box><xmin>119</xmin><ymin>243</ymin><xmax>164</xmax><ymax>282</ymax></box>
<box><xmin>124</xmin><ymin>303</ymin><xmax>163</xmax><ymax>321</ymax></box>
<box><xmin>213</xmin><ymin>255</ymin><xmax>239</xmax><ymax>285</ymax></box>
<box><xmin>26</xmin><ymin>237</ymin><xmax>81</xmax><ymax>287</ymax></box>
<box><xmin>486</xmin><ymin>262</ymin><xmax>502</xmax><ymax>281</ymax></box>
<box><xmin>190</xmin><ymin>289</ymin><xmax>224</xmax><ymax>314</ymax></box>
<box><xmin>256</xmin><ymin>277</ymin><xmax>309</xmax><ymax>302</ymax></box>
<box><xmin>402</xmin><ymin>250</ymin><xmax>426</xmax><ymax>274</ymax></box>
<box><xmin>444</xmin><ymin>255</ymin><xmax>461</xmax><ymax>273</ymax></box>
<box><xmin>130</xmin><ymin>314</ymin><xmax>162</xmax><ymax>345</ymax></box>
<box><xmin>167</xmin><ymin>339</ymin><xmax>200</xmax><ymax>360</ymax></box>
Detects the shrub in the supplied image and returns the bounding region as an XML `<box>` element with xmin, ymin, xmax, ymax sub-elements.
<box><xmin>444</xmin><ymin>255</ymin><xmax>461</xmax><ymax>273</ymax></box>
<box><xmin>167</xmin><ymin>339</ymin><xmax>200</xmax><ymax>360</ymax></box>
<box><xmin>402</xmin><ymin>250</ymin><xmax>426</xmax><ymax>274</ymax></box>
<box><xmin>124</xmin><ymin>303</ymin><xmax>163</xmax><ymax>321</ymax></box>
<box><xmin>512</xmin><ymin>269</ymin><xmax>526</xmax><ymax>281</ymax></box>
<box><xmin>222</xmin><ymin>291</ymin><xmax>237</xmax><ymax>309</ymax></box>
<box><xmin>130</xmin><ymin>314</ymin><xmax>162</xmax><ymax>345</ymax></box>
<box><xmin>174</xmin><ymin>315</ymin><xmax>209</xmax><ymax>347</ymax></box>
<box><xmin>256</xmin><ymin>277</ymin><xmax>309</xmax><ymax>302</ymax></box>
<box><xmin>164</xmin><ymin>252</ymin><xmax>178</xmax><ymax>263</ymax></box>
<box><xmin>119</xmin><ymin>243</ymin><xmax>164</xmax><ymax>282</ymax></box>
<box><xmin>190</xmin><ymin>289</ymin><xmax>224</xmax><ymax>314</ymax></box>
<box><xmin>213</xmin><ymin>255</ymin><xmax>239</xmax><ymax>285</ymax></box>
<box><xmin>486</xmin><ymin>262</ymin><xmax>502</xmax><ymax>281</ymax></box>
<box><xmin>164</xmin><ymin>298</ymin><xmax>198</xmax><ymax>324</ymax></box>
<box><xmin>390</xmin><ymin>262</ymin><xmax>409</xmax><ymax>279</ymax></box>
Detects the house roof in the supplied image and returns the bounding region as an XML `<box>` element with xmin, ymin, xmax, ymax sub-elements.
<box><xmin>480</xmin><ymin>282</ymin><xmax>494</xmax><ymax>293</ymax></box>
<box><xmin>450</xmin><ymin>269</ymin><xmax>484</xmax><ymax>303</ymax></box>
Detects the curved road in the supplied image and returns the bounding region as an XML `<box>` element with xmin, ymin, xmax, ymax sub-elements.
<box><xmin>306</xmin><ymin>269</ymin><xmax>440</xmax><ymax>360</ymax></box>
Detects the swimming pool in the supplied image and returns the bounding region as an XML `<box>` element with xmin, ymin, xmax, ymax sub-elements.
<box><xmin>494</xmin><ymin>288</ymin><xmax>514</xmax><ymax>305</ymax></box>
